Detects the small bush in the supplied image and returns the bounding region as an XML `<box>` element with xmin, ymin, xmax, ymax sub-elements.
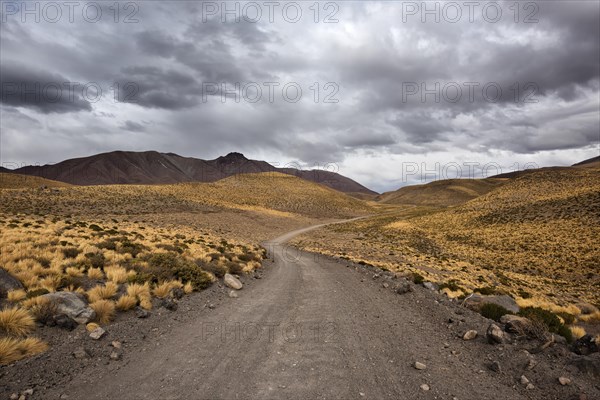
<box><xmin>62</xmin><ymin>247</ymin><xmax>81</xmax><ymax>259</ymax></box>
<box><xmin>119</xmin><ymin>240</ymin><xmax>147</xmax><ymax>258</ymax></box>
<box><xmin>411</xmin><ymin>273</ymin><xmax>424</xmax><ymax>285</ymax></box>
<box><xmin>226</xmin><ymin>261</ymin><xmax>244</xmax><ymax>275</ymax></box>
<box><xmin>0</xmin><ymin>337</ymin><xmax>48</xmax><ymax>365</ymax></box>
<box><xmin>89</xmin><ymin>224</ymin><xmax>103</xmax><ymax>232</ymax></box>
<box><xmin>87</xmin><ymin>282</ymin><xmax>118</xmax><ymax>303</ymax></box>
<box><xmin>439</xmin><ymin>280</ymin><xmax>462</xmax><ymax>292</ymax></box>
<box><xmin>26</xmin><ymin>288</ymin><xmax>49</xmax><ymax>299</ymax></box>
<box><xmin>115</xmin><ymin>295</ymin><xmax>138</xmax><ymax>311</ymax></box>
<box><xmin>200</xmin><ymin>261</ymin><xmax>227</xmax><ymax>278</ymax></box>
<box><xmin>96</xmin><ymin>240</ymin><xmax>117</xmax><ymax>251</ymax></box>
<box><xmin>0</xmin><ymin>307</ymin><xmax>35</xmax><ymax>336</ymax></box>
<box><xmin>475</xmin><ymin>286</ymin><xmax>497</xmax><ymax>295</ymax></box>
<box><xmin>85</xmin><ymin>252</ymin><xmax>106</xmax><ymax>269</ymax></box>
<box><xmin>90</xmin><ymin>300</ymin><xmax>115</xmax><ymax>324</ymax></box>
<box><xmin>519</xmin><ymin>307</ymin><xmax>573</xmax><ymax>343</ymax></box>
<box><xmin>480</xmin><ymin>303</ymin><xmax>512</xmax><ymax>322</ymax></box>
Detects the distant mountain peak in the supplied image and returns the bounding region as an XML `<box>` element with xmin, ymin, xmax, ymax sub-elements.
<box><xmin>216</xmin><ymin>152</ymin><xmax>248</xmax><ymax>163</ymax></box>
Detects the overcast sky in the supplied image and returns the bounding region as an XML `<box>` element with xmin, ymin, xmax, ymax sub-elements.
<box><xmin>1</xmin><ymin>0</ymin><xmax>599</xmax><ymax>192</ymax></box>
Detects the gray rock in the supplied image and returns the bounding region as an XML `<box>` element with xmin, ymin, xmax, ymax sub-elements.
<box><xmin>423</xmin><ymin>282</ymin><xmax>439</xmax><ymax>291</ymax></box>
<box><xmin>420</xmin><ymin>384</ymin><xmax>430</xmax><ymax>391</ymax></box>
<box><xmin>41</xmin><ymin>292</ymin><xmax>95</xmax><ymax>324</ymax></box>
<box><xmin>395</xmin><ymin>279</ymin><xmax>413</xmax><ymax>295</ymax></box>
<box><xmin>228</xmin><ymin>290</ymin><xmax>238</xmax><ymax>298</ymax></box>
<box><xmin>161</xmin><ymin>298</ymin><xmax>178</xmax><ymax>311</ymax></box>
<box><xmin>489</xmin><ymin>361</ymin><xmax>501</xmax><ymax>372</ymax></box>
<box><xmin>224</xmin><ymin>273</ymin><xmax>243</xmax><ymax>290</ymax></box>
<box><xmin>135</xmin><ymin>307</ymin><xmax>150</xmax><ymax>318</ymax></box>
<box><xmin>72</xmin><ymin>347</ymin><xmax>91</xmax><ymax>359</ymax></box>
<box><xmin>110</xmin><ymin>350</ymin><xmax>122</xmax><ymax>361</ymax></box>
<box><xmin>520</xmin><ymin>375</ymin><xmax>530</xmax><ymax>385</ymax></box>
<box><xmin>463</xmin><ymin>330</ymin><xmax>478</xmax><ymax>340</ymax></box>
<box><xmin>558</xmin><ymin>376</ymin><xmax>571</xmax><ymax>386</ymax></box>
<box><xmin>171</xmin><ymin>287</ymin><xmax>184</xmax><ymax>300</ymax></box>
<box><xmin>486</xmin><ymin>323</ymin><xmax>505</xmax><ymax>344</ymax></box>
<box><xmin>0</xmin><ymin>268</ymin><xmax>24</xmax><ymax>297</ymax></box>
<box><xmin>414</xmin><ymin>362</ymin><xmax>426</xmax><ymax>370</ymax></box>
<box><xmin>500</xmin><ymin>315</ymin><xmax>533</xmax><ymax>334</ymax></box>
<box><xmin>463</xmin><ymin>294</ymin><xmax>520</xmax><ymax>314</ymax></box>
<box><xmin>572</xmin><ymin>334</ymin><xmax>599</xmax><ymax>356</ymax></box>
<box><xmin>89</xmin><ymin>327</ymin><xmax>106</xmax><ymax>340</ymax></box>
<box><xmin>382</xmin><ymin>282</ymin><xmax>389</xmax><ymax>289</ymax></box>
<box><xmin>53</xmin><ymin>314</ymin><xmax>78</xmax><ymax>331</ymax></box>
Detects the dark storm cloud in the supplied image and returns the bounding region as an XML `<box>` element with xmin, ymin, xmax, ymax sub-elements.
<box><xmin>0</xmin><ymin>64</ymin><xmax>92</xmax><ymax>113</ymax></box>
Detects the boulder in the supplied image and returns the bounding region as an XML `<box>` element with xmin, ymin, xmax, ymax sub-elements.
<box><xmin>486</xmin><ymin>323</ymin><xmax>506</xmax><ymax>344</ymax></box>
<box><xmin>0</xmin><ymin>268</ymin><xmax>24</xmax><ymax>297</ymax></box>
<box><xmin>53</xmin><ymin>314</ymin><xmax>78</xmax><ymax>331</ymax></box>
<box><xmin>42</xmin><ymin>292</ymin><xmax>96</xmax><ymax>324</ymax></box>
<box><xmin>572</xmin><ymin>335</ymin><xmax>599</xmax><ymax>356</ymax></box>
<box><xmin>463</xmin><ymin>330</ymin><xmax>478</xmax><ymax>340</ymax></box>
<box><xmin>396</xmin><ymin>279</ymin><xmax>413</xmax><ymax>295</ymax></box>
<box><xmin>423</xmin><ymin>282</ymin><xmax>439</xmax><ymax>291</ymax></box>
<box><xmin>224</xmin><ymin>273</ymin><xmax>243</xmax><ymax>290</ymax></box>
<box><xmin>463</xmin><ymin>294</ymin><xmax>520</xmax><ymax>314</ymax></box>
<box><xmin>500</xmin><ymin>315</ymin><xmax>533</xmax><ymax>334</ymax></box>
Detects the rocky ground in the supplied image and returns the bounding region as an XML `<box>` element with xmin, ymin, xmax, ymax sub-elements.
<box><xmin>1</xmin><ymin>225</ymin><xmax>599</xmax><ymax>400</ymax></box>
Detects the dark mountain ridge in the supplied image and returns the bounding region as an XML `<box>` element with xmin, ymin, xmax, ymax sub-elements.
<box><xmin>10</xmin><ymin>151</ymin><xmax>377</xmax><ymax>195</ymax></box>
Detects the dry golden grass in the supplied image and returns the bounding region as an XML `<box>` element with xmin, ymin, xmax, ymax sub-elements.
<box><xmin>0</xmin><ymin>336</ymin><xmax>48</xmax><ymax>365</ymax></box>
<box><xmin>7</xmin><ymin>289</ymin><xmax>27</xmax><ymax>303</ymax></box>
<box><xmin>139</xmin><ymin>297</ymin><xmax>153</xmax><ymax>310</ymax></box>
<box><xmin>0</xmin><ymin>307</ymin><xmax>35</xmax><ymax>336</ymax></box>
<box><xmin>184</xmin><ymin>281</ymin><xmax>193</xmax><ymax>294</ymax></box>
<box><xmin>571</xmin><ymin>326</ymin><xmax>587</xmax><ymax>339</ymax></box>
<box><xmin>115</xmin><ymin>294</ymin><xmax>137</xmax><ymax>311</ymax></box>
<box><xmin>152</xmin><ymin>281</ymin><xmax>181</xmax><ymax>298</ymax></box>
<box><xmin>87</xmin><ymin>282</ymin><xmax>118</xmax><ymax>303</ymax></box>
<box><xmin>89</xmin><ymin>300</ymin><xmax>116</xmax><ymax>324</ymax></box>
<box><xmin>105</xmin><ymin>265</ymin><xmax>129</xmax><ymax>284</ymax></box>
<box><xmin>579</xmin><ymin>312</ymin><xmax>600</xmax><ymax>323</ymax></box>
<box><xmin>126</xmin><ymin>283</ymin><xmax>151</xmax><ymax>300</ymax></box>
<box><xmin>87</xmin><ymin>267</ymin><xmax>104</xmax><ymax>280</ymax></box>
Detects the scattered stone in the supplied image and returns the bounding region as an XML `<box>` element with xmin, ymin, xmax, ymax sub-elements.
<box><xmin>22</xmin><ymin>389</ymin><xmax>34</xmax><ymax>396</ymax></box>
<box><xmin>500</xmin><ymin>315</ymin><xmax>533</xmax><ymax>334</ymax></box>
<box><xmin>489</xmin><ymin>361</ymin><xmax>501</xmax><ymax>373</ymax></box>
<box><xmin>420</xmin><ymin>384</ymin><xmax>430</xmax><ymax>391</ymax></box>
<box><xmin>110</xmin><ymin>350</ymin><xmax>122</xmax><ymax>361</ymax></box>
<box><xmin>161</xmin><ymin>298</ymin><xmax>178</xmax><ymax>311</ymax></box>
<box><xmin>486</xmin><ymin>323</ymin><xmax>505</xmax><ymax>344</ymax></box>
<box><xmin>41</xmin><ymin>292</ymin><xmax>96</xmax><ymax>324</ymax></box>
<box><xmin>572</xmin><ymin>335</ymin><xmax>599</xmax><ymax>356</ymax></box>
<box><xmin>72</xmin><ymin>347</ymin><xmax>91</xmax><ymax>359</ymax></box>
<box><xmin>224</xmin><ymin>273</ymin><xmax>243</xmax><ymax>290</ymax></box>
<box><xmin>382</xmin><ymin>282</ymin><xmax>389</xmax><ymax>289</ymax></box>
<box><xmin>228</xmin><ymin>290</ymin><xmax>238</xmax><ymax>298</ymax></box>
<box><xmin>207</xmin><ymin>303</ymin><xmax>216</xmax><ymax>309</ymax></box>
<box><xmin>372</xmin><ymin>274</ymin><xmax>380</xmax><ymax>280</ymax></box>
<box><xmin>414</xmin><ymin>362</ymin><xmax>427</xmax><ymax>370</ymax></box>
<box><xmin>463</xmin><ymin>330</ymin><xmax>478</xmax><ymax>340</ymax></box>
<box><xmin>520</xmin><ymin>375</ymin><xmax>530</xmax><ymax>385</ymax></box>
<box><xmin>171</xmin><ymin>287</ymin><xmax>184</xmax><ymax>300</ymax></box>
<box><xmin>111</xmin><ymin>341</ymin><xmax>122</xmax><ymax>349</ymax></box>
<box><xmin>135</xmin><ymin>307</ymin><xmax>150</xmax><ymax>318</ymax></box>
<box><xmin>9</xmin><ymin>394</ymin><xmax>18</xmax><ymax>400</ymax></box>
<box><xmin>89</xmin><ymin>327</ymin><xmax>106</xmax><ymax>340</ymax></box>
<box><xmin>526</xmin><ymin>383</ymin><xmax>535</xmax><ymax>390</ymax></box>
<box><xmin>423</xmin><ymin>282</ymin><xmax>439</xmax><ymax>291</ymax></box>
<box><xmin>558</xmin><ymin>376</ymin><xmax>571</xmax><ymax>386</ymax></box>
<box><xmin>0</xmin><ymin>268</ymin><xmax>24</xmax><ymax>298</ymax></box>
<box><xmin>395</xmin><ymin>279</ymin><xmax>413</xmax><ymax>295</ymax></box>
<box><xmin>463</xmin><ymin>294</ymin><xmax>520</xmax><ymax>314</ymax></box>
<box><xmin>53</xmin><ymin>314</ymin><xmax>78</xmax><ymax>331</ymax></box>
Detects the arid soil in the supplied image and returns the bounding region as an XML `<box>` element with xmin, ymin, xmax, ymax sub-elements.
<box><xmin>2</xmin><ymin>223</ymin><xmax>598</xmax><ymax>400</ymax></box>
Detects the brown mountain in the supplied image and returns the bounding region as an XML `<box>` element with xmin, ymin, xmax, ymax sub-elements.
<box><xmin>573</xmin><ymin>155</ymin><xmax>600</xmax><ymax>168</ymax></box>
<box><xmin>12</xmin><ymin>151</ymin><xmax>377</xmax><ymax>195</ymax></box>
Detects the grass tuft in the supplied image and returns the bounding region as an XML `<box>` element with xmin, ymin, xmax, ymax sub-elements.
<box><xmin>0</xmin><ymin>336</ymin><xmax>48</xmax><ymax>365</ymax></box>
<box><xmin>89</xmin><ymin>299</ymin><xmax>115</xmax><ymax>324</ymax></box>
<box><xmin>0</xmin><ymin>307</ymin><xmax>36</xmax><ymax>336</ymax></box>
<box><xmin>87</xmin><ymin>282</ymin><xmax>118</xmax><ymax>303</ymax></box>
<box><xmin>115</xmin><ymin>294</ymin><xmax>137</xmax><ymax>311</ymax></box>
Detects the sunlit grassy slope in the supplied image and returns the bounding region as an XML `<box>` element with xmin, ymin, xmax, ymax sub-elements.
<box><xmin>0</xmin><ymin>173</ymin><xmax>72</xmax><ymax>189</ymax></box>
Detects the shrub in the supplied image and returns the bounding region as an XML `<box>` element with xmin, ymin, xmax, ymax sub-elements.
<box><xmin>557</xmin><ymin>312</ymin><xmax>576</xmax><ymax>325</ymax></box>
<box><xmin>105</xmin><ymin>266</ymin><xmax>128</xmax><ymax>284</ymax></box>
<box><xmin>439</xmin><ymin>280</ymin><xmax>462</xmax><ymax>292</ymax></box>
<box><xmin>96</xmin><ymin>240</ymin><xmax>117</xmax><ymax>251</ymax></box>
<box><xmin>87</xmin><ymin>282</ymin><xmax>118</xmax><ymax>303</ymax></box>
<box><xmin>119</xmin><ymin>240</ymin><xmax>147</xmax><ymax>258</ymax></box>
<box><xmin>475</xmin><ymin>286</ymin><xmax>498</xmax><ymax>295</ymax></box>
<box><xmin>26</xmin><ymin>288</ymin><xmax>49</xmax><ymax>299</ymax></box>
<box><xmin>226</xmin><ymin>261</ymin><xmax>245</xmax><ymax>275</ymax></box>
<box><xmin>411</xmin><ymin>273</ymin><xmax>424</xmax><ymax>285</ymax></box>
<box><xmin>0</xmin><ymin>337</ymin><xmax>48</xmax><ymax>365</ymax></box>
<box><xmin>480</xmin><ymin>303</ymin><xmax>512</xmax><ymax>322</ymax></box>
<box><xmin>87</xmin><ymin>268</ymin><xmax>104</xmax><ymax>280</ymax></box>
<box><xmin>62</xmin><ymin>247</ymin><xmax>81</xmax><ymax>259</ymax></box>
<box><xmin>0</xmin><ymin>307</ymin><xmax>35</xmax><ymax>336</ymax></box>
<box><xmin>145</xmin><ymin>253</ymin><xmax>212</xmax><ymax>289</ymax></box>
<box><xmin>116</xmin><ymin>294</ymin><xmax>138</xmax><ymax>311</ymax></box>
<box><xmin>519</xmin><ymin>307</ymin><xmax>573</xmax><ymax>343</ymax></box>
<box><xmin>85</xmin><ymin>252</ymin><xmax>106</xmax><ymax>269</ymax></box>
<box><xmin>200</xmin><ymin>262</ymin><xmax>227</xmax><ymax>278</ymax></box>
<box><xmin>89</xmin><ymin>224</ymin><xmax>103</xmax><ymax>232</ymax></box>
<box><xmin>90</xmin><ymin>300</ymin><xmax>115</xmax><ymax>324</ymax></box>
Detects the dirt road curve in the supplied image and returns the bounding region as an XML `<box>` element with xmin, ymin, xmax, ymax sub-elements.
<box><xmin>50</xmin><ymin>221</ymin><xmax>527</xmax><ymax>400</ymax></box>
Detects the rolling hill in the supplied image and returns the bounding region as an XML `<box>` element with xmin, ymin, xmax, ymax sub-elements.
<box><xmin>10</xmin><ymin>151</ymin><xmax>377</xmax><ymax>195</ymax></box>
<box><xmin>377</xmin><ymin>178</ymin><xmax>507</xmax><ymax>207</ymax></box>
<box><xmin>0</xmin><ymin>173</ymin><xmax>72</xmax><ymax>189</ymax></box>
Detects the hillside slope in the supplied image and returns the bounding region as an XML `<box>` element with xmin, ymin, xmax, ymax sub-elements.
<box><xmin>377</xmin><ymin>178</ymin><xmax>507</xmax><ymax>207</ymax></box>
<box><xmin>12</xmin><ymin>151</ymin><xmax>377</xmax><ymax>195</ymax></box>
<box><xmin>0</xmin><ymin>172</ymin><xmax>72</xmax><ymax>189</ymax></box>
<box><xmin>0</xmin><ymin>172</ymin><xmax>371</xmax><ymax>219</ymax></box>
